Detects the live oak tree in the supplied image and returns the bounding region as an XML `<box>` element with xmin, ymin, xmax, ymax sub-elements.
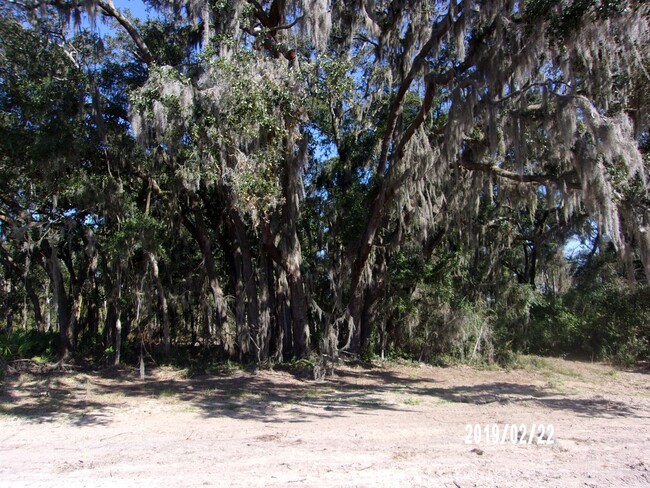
<box><xmin>1</xmin><ymin>0</ymin><xmax>648</xmax><ymax>362</ymax></box>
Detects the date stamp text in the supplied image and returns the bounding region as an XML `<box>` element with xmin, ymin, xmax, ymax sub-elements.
<box><xmin>464</xmin><ymin>423</ymin><xmax>555</xmax><ymax>445</ymax></box>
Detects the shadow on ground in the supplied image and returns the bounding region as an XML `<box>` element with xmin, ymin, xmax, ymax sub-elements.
<box><xmin>0</xmin><ymin>362</ymin><xmax>646</xmax><ymax>426</ymax></box>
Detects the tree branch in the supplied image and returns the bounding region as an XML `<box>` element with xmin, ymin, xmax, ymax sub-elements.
<box><xmin>376</xmin><ymin>5</ymin><xmax>459</xmax><ymax>175</ymax></box>
<box><xmin>458</xmin><ymin>159</ymin><xmax>581</xmax><ymax>190</ymax></box>
<box><xmin>97</xmin><ymin>0</ymin><xmax>154</xmax><ymax>64</ymax></box>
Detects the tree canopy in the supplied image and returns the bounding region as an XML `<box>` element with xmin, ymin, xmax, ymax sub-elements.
<box><xmin>1</xmin><ymin>0</ymin><xmax>649</xmax><ymax>367</ymax></box>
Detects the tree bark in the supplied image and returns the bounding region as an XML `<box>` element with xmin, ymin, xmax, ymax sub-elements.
<box><xmin>182</xmin><ymin>207</ymin><xmax>233</xmax><ymax>356</ymax></box>
<box><xmin>42</xmin><ymin>239</ymin><xmax>72</xmax><ymax>359</ymax></box>
<box><xmin>360</xmin><ymin>285</ymin><xmax>381</xmax><ymax>356</ymax></box>
<box><xmin>276</xmin><ymin>269</ymin><xmax>292</xmax><ymax>361</ymax></box>
<box><xmin>231</xmin><ymin>213</ymin><xmax>261</xmax><ymax>360</ymax></box>
<box><xmin>282</xmin><ymin>130</ymin><xmax>310</xmax><ymax>358</ymax></box>
<box><xmin>258</xmin><ymin>251</ymin><xmax>272</xmax><ymax>362</ymax></box>
<box><xmin>146</xmin><ymin>251</ymin><xmax>171</xmax><ymax>355</ymax></box>
<box><xmin>287</xmin><ymin>269</ymin><xmax>309</xmax><ymax>358</ymax></box>
<box><xmin>113</xmin><ymin>265</ymin><xmax>123</xmax><ymax>366</ymax></box>
<box><xmin>25</xmin><ymin>278</ymin><xmax>43</xmax><ymax>330</ymax></box>
<box><xmin>231</xmin><ymin>241</ymin><xmax>248</xmax><ymax>360</ymax></box>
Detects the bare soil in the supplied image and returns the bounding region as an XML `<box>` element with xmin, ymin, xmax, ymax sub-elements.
<box><xmin>1</xmin><ymin>357</ymin><xmax>649</xmax><ymax>487</ymax></box>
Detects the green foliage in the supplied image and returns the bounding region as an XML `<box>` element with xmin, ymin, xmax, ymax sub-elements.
<box><xmin>526</xmin><ymin>295</ymin><xmax>584</xmax><ymax>354</ymax></box>
<box><xmin>524</xmin><ymin>0</ymin><xmax>627</xmax><ymax>41</ymax></box>
<box><xmin>0</xmin><ymin>17</ymin><xmax>89</xmax><ymax>191</ymax></box>
<box><xmin>140</xmin><ymin>20</ymin><xmax>201</xmax><ymax>66</ymax></box>
<box><xmin>568</xmin><ymin>279</ymin><xmax>650</xmax><ymax>363</ymax></box>
<box><xmin>1</xmin><ymin>0</ymin><xmax>648</xmax><ymax>370</ymax></box>
<box><xmin>0</xmin><ymin>330</ymin><xmax>57</xmax><ymax>361</ymax></box>
<box><xmin>525</xmin><ymin>248</ymin><xmax>650</xmax><ymax>364</ymax></box>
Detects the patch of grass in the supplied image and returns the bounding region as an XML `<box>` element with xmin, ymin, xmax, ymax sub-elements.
<box><xmin>236</xmin><ymin>391</ymin><xmax>264</xmax><ymax>402</ymax></box>
<box><xmin>546</xmin><ymin>363</ymin><xmax>582</xmax><ymax>379</ymax></box>
<box><xmin>291</xmin><ymin>357</ymin><xmax>316</xmax><ymax>369</ymax></box>
<box><xmin>515</xmin><ymin>355</ymin><xmax>551</xmax><ymax>371</ymax></box>
<box><xmin>475</xmin><ymin>360</ymin><xmax>504</xmax><ymax>371</ymax></box>
<box><xmin>429</xmin><ymin>355</ymin><xmax>460</xmax><ymax>367</ymax></box>
<box><xmin>300</xmin><ymin>386</ymin><xmax>334</xmax><ymax>400</ymax></box>
<box><xmin>430</xmin><ymin>398</ymin><xmax>451</xmax><ymax>405</ymax></box>
<box><xmin>403</xmin><ymin>397</ymin><xmax>422</xmax><ymax>406</ymax></box>
<box><xmin>513</xmin><ymin>355</ymin><xmax>583</xmax><ymax>379</ymax></box>
<box><xmin>156</xmin><ymin>388</ymin><xmax>177</xmax><ymax>398</ymax></box>
<box><xmin>545</xmin><ymin>375</ymin><xmax>565</xmax><ymax>389</ymax></box>
<box><xmin>201</xmin><ymin>360</ymin><xmax>242</xmax><ymax>376</ymax></box>
<box><xmin>379</xmin><ymin>357</ymin><xmax>422</xmax><ymax>368</ymax></box>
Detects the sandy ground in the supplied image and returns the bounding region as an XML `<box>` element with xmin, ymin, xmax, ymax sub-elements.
<box><xmin>1</xmin><ymin>357</ymin><xmax>649</xmax><ymax>487</ymax></box>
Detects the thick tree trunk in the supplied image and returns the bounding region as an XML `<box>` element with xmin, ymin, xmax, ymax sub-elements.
<box><xmin>70</xmin><ymin>294</ymin><xmax>83</xmax><ymax>351</ymax></box>
<box><xmin>86</xmin><ymin>254</ymin><xmax>100</xmax><ymax>340</ymax></box>
<box><xmin>201</xmin><ymin>293</ymin><xmax>212</xmax><ymax>351</ymax></box>
<box><xmin>232</xmin><ymin>243</ymin><xmax>248</xmax><ymax>360</ymax></box>
<box><xmin>42</xmin><ymin>240</ymin><xmax>72</xmax><ymax>359</ymax></box>
<box><xmin>264</xmin><ymin>238</ymin><xmax>310</xmax><ymax>359</ymax></box>
<box><xmin>257</xmin><ymin>251</ymin><xmax>272</xmax><ymax>362</ymax></box>
<box><xmin>287</xmin><ymin>269</ymin><xmax>309</xmax><ymax>358</ymax></box>
<box><xmin>6</xmin><ymin>310</ymin><xmax>13</xmax><ymax>333</ymax></box>
<box><xmin>241</xmin><ymin>241</ymin><xmax>259</xmax><ymax>356</ymax></box>
<box><xmin>280</xmin><ymin>131</ymin><xmax>310</xmax><ymax>358</ymax></box>
<box><xmin>183</xmin><ymin>208</ymin><xmax>233</xmax><ymax>356</ymax></box>
<box><xmin>276</xmin><ymin>269</ymin><xmax>292</xmax><ymax>361</ymax></box>
<box><xmin>104</xmin><ymin>301</ymin><xmax>115</xmax><ymax>350</ymax></box>
<box><xmin>101</xmin><ymin>255</ymin><xmax>123</xmax><ymax>365</ymax></box>
<box><xmin>85</xmin><ymin>268</ymin><xmax>100</xmax><ymax>340</ymax></box>
<box><xmin>231</xmin><ymin>213</ymin><xmax>261</xmax><ymax>360</ymax></box>
<box><xmin>360</xmin><ymin>287</ymin><xmax>380</xmax><ymax>356</ymax></box>
<box><xmin>86</xmin><ymin>297</ymin><xmax>98</xmax><ymax>339</ymax></box>
<box><xmin>24</xmin><ymin>279</ymin><xmax>43</xmax><ymax>330</ymax></box>
<box><xmin>346</xmin><ymin>183</ymin><xmax>397</xmax><ymax>351</ymax></box>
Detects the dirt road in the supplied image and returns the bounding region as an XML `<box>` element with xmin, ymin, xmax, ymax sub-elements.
<box><xmin>1</xmin><ymin>357</ymin><xmax>649</xmax><ymax>487</ymax></box>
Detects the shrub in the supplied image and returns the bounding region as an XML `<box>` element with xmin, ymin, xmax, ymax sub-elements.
<box><xmin>0</xmin><ymin>329</ymin><xmax>58</xmax><ymax>361</ymax></box>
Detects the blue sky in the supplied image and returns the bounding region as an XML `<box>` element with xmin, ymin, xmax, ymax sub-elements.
<box><xmin>89</xmin><ymin>0</ymin><xmax>153</xmax><ymax>36</ymax></box>
<box><xmin>113</xmin><ymin>0</ymin><xmax>150</xmax><ymax>19</ymax></box>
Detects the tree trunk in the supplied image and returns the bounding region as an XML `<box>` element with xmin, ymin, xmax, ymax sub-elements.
<box><xmin>44</xmin><ymin>281</ymin><xmax>51</xmax><ymax>333</ymax></box>
<box><xmin>146</xmin><ymin>251</ymin><xmax>171</xmax><ymax>355</ymax></box>
<box><xmin>70</xmin><ymin>294</ymin><xmax>83</xmax><ymax>351</ymax></box>
<box><xmin>232</xmin><ymin>213</ymin><xmax>261</xmax><ymax>360</ymax></box>
<box><xmin>25</xmin><ymin>279</ymin><xmax>43</xmax><ymax>330</ymax></box>
<box><xmin>201</xmin><ymin>293</ymin><xmax>212</xmax><ymax>351</ymax></box>
<box><xmin>280</xmin><ymin>130</ymin><xmax>310</xmax><ymax>358</ymax></box>
<box><xmin>287</xmin><ymin>269</ymin><xmax>309</xmax><ymax>358</ymax></box>
<box><xmin>42</xmin><ymin>240</ymin><xmax>72</xmax><ymax>359</ymax></box>
<box><xmin>346</xmin><ymin>183</ymin><xmax>398</xmax><ymax>351</ymax></box>
<box><xmin>183</xmin><ymin>207</ymin><xmax>233</xmax><ymax>356</ymax></box>
<box><xmin>258</xmin><ymin>251</ymin><xmax>272</xmax><ymax>362</ymax></box>
<box><xmin>21</xmin><ymin>256</ymin><xmax>29</xmax><ymax>331</ymax></box>
<box><xmin>232</xmin><ymin>242</ymin><xmax>248</xmax><ymax>360</ymax></box>
<box><xmin>114</xmin><ymin>312</ymin><xmax>122</xmax><ymax>366</ymax></box>
<box><xmin>360</xmin><ymin>286</ymin><xmax>380</xmax><ymax>356</ymax></box>
<box><xmin>276</xmin><ymin>269</ymin><xmax>292</xmax><ymax>361</ymax></box>
<box><xmin>86</xmin><ymin>253</ymin><xmax>100</xmax><ymax>341</ymax></box>
<box><xmin>113</xmin><ymin>265</ymin><xmax>123</xmax><ymax>366</ymax></box>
